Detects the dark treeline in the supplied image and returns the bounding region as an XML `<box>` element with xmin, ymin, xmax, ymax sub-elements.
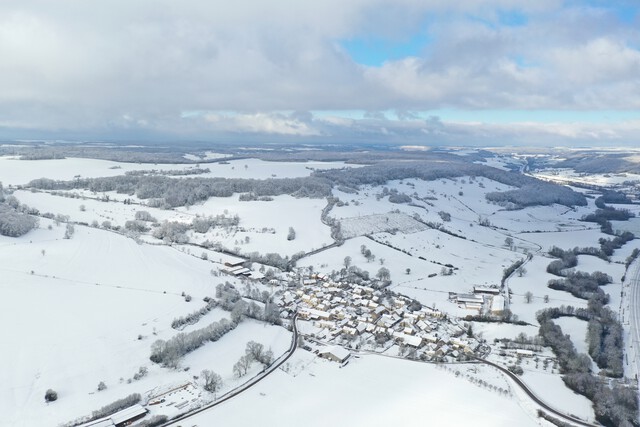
<box><xmin>28</xmin><ymin>175</ymin><xmax>333</xmax><ymax>207</ymax></box>
<box><xmin>0</xmin><ymin>203</ymin><xmax>38</xmax><ymax>237</ymax></box>
<box><xmin>537</xmin><ymin>308</ymin><xmax>636</xmax><ymax>427</ymax></box>
<box><xmin>596</xmin><ymin>191</ymin><xmax>634</xmax><ymax>207</ymax></box>
<box><xmin>125</xmin><ymin>167</ymin><xmax>211</xmax><ymax>176</ymax></box>
<box><xmin>537</xmin><ymin>302</ymin><xmax>623</xmax><ymax>378</ymax></box>
<box><xmin>26</xmin><ymin>159</ymin><xmax>588</xmax><ymax>209</ymax></box>
<box><xmin>587</xmin><ymin>307</ymin><xmax>624</xmax><ymax>378</ymax></box>
<box><xmin>314</xmin><ymin>161</ymin><xmax>587</xmax><ymax>208</ymax></box>
<box><xmin>502</xmin><ymin>257</ymin><xmax>529</xmax><ymax>285</ymax></box>
<box><xmin>563</xmin><ymin>373</ymin><xmax>637</xmax><ymax>427</ymax></box>
<box><xmin>582</xmin><ymin>208</ymin><xmax>635</xmax><ymax>223</ymax></box>
<box><xmin>171</xmin><ymin>298</ymin><xmax>219</xmax><ymax>330</ymax></box>
<box><xmin>547</xmin><ymin>238</ymin><xmax>635</xmax><ymax>270</ymax></box>
<box><xmin>0</xmin><ymin>186</ymin><xmax>39</xmax><ymax>237</ymax></box>
<box><xmin>150</xmin><ymin>317</ymin><xmax>238</xmax><ymax>368</ymax></box>
<box><xmin>600</xmin><ymin>232</ymin><xmax>635</xmax><ymax>257</ymax></box>
<box><xmin>548</xmin><ymin>271</ymin><xmax>611</xmax><ymax>304</ymax></box>
<box><xmin>546</xmin><ymin>246</ymin><xmax>579</xmax><ymax>275</ymax></box>
<box><xmin>583</xmin><ymin>191</ymin><xmax>636</xmax><ymax>235</ymax></box>
<box><xmin>485</xmin><ymin>183</ymin><xmax>587</xmax><ymax>208</ymax></box>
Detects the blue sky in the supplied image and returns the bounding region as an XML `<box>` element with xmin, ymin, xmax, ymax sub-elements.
<box><xmin>0</xmin><ymin>0</ymin><xmax>639</xmax><ymax>145</ymax></box>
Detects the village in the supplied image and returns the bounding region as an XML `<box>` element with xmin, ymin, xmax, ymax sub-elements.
<box><xmin>276</xmin><ymin>271</ymin><xmax>493</xmax><ymax>364</ymax></box>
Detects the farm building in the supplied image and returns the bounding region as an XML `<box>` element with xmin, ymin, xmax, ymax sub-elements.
<box><xmin>318</xmin><ymin>345</ymin><xmax>351</xmax><ymax>363</ymax></box>
<box><xmin>78</xmin><ymin>404</ymin><xmax>147</xmax><ymax>427</ymax></box>
<box><xmin>111</xmin><ymin>404</ymin><xmax>147</xmax><ymax>427</ymax></box>
<box><xmin>473</xmin><ymin>286</ymin><xmax>500</xmax><ymax>295</ymax></box>
<box><xmin>490</xmin><ymin>295</ymin><xmax>505</xmax><ymax>315</ymax></box>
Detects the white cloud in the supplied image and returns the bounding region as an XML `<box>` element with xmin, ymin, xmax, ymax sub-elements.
<box><xmin>202</xmin><ymin>112</ymin><xmax>321</xmax><ymax>136</ymax></box>
<box><xmin>0</xmin><ymin>0</ymin><xmax>637</xmax><ymax>144</ymax></box>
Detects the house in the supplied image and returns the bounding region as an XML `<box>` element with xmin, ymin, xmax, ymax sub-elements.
<box><xmin>356</xmin><ymin>322</ymin><xmax>367</xmax><ymax>334</ymax></box>
<box><xmin>319</xmin><ymin>345</ymin><xmax>351</xmax><ymax>363</ymax></box>
<box><xmin>404</xmin><ymin>334</ymin><xmax>423</xmax><ymax>347</ymax></box>
<box><xmin>298</xmin><ymin>308</ymin><xmax>331</xmax><ymax>321</ymax></box>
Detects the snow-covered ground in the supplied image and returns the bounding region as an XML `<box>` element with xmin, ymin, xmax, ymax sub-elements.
<box><xmin>0</xmin><ymin>221</ymin><xmax>290</xmax><ymax>426</ymax></box>
<box><xmin>2</xmin><ymin>156</ymin><xmax>637</xmax><ymax>426</ymax></box>
<box><xmin>183</xmin><ymin>353</ymin><xmax>542</xmax><ymax>427</ymax></box>
<box><xmin>0</xmin><ymin>156</ymin><xmax>358</xmax><ymax>186</ymax></box>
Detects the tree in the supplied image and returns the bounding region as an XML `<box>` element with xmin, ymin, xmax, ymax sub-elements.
<box><xmin>245</xmin><ymin>341</ymin><xmax>264</xmax><ymax>362</ymax></box>
<box><xmin>405</xmin><ymin>268</ymin><xmax>411</xmax><ymax>275</ymax></box>
<box><xmin>543</xmin><ymin>295</ymin><xmax>549</xmax><ymax>303</ymax></box>
<box><xmin>505</xmin><ymin>237</ymin><xmax>514</xmax><ymax>249</ymax></box>
<box><xmin>79</xmin><ymin>204</ymin><xmax>86</xmax><ymax>212</ymax></box>
<box><xmin>97</xmin><ymin>381</ymin><xmax>107</xmax><ymax>391</ymax></box>
<box><xmin>517</xmin><ymin>266</ymin><xmax>527</xmax><ymax>277</ymax></box>
<box><xmin>287</xmin><ymin>227</ymin><xmax>296</xmax><ymax>241</ymax></box>
<box><xmin>233</xmin><ymin>355</ymin><xmax>253</xmax><ymax>377</ymax></box>
<box><xmin>376</xmin><ymin>267</ymin><xmax>391</xmax><ymax>282</ymax></box>
<box><xmin>343</xmin><ymin>256</ymin><xmax>352</xmax><ymax>269</ymax></box>
<box><xmin>524</xmin><ymin>291</ymin><xmax>533</xmax><ymax>304</ymax></box>
<box><xmin>200</xmin><ymin>370</ymin><xmax>223</xmax><ymax>393</ymax></box>
<box><xmin>45</xmin><ymin>389</ymin><xmax>58</xmax><ymax>402</ymax></box>
<box><xmin>64</xmin><ymin>223</ymin><xmax>75</xmax><ymax>239</ymax></box>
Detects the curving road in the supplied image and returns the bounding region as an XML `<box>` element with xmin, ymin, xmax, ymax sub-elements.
<box><xmin>162</xmin><ymin>314</ymin><xmax>298</xmax><ymax>427</ymax></box>
<box><xmin>476</xmin><ymin>357</ymin><xmax>599</xmax><ymax>427</ymax></box>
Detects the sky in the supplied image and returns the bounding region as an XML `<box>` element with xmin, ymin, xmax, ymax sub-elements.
<box><xmin>0</xmin><ymin>0</ymin><xmax>639</xmax><ymax>146</ymax></box>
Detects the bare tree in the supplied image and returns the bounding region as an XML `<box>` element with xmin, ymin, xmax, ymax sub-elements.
<box><xmin>504</xmin><ymin>237</ymin><xmax>514</xmax><ymax>250</ymax></box>
<box><xmin>343</xmin><ymin>256</ymin><xmax>352</xmax><ymax>269</ymax></box>
<box><xmin>524</xmin><ymin>291</ymin><xmax>533</xmax><ymax>304</ymax></box>
<box><xmin>245</xmin><ymin>341</ymin><xmax>264</xmax><ymax>362</ymax></box>
<box><xmin>376</xmin><ymin>267</ymin><xmax>391</xmax><ymax>282</ymax></box>
<box><xmin>232</xmin><ymin>355</ymin><xmax>253</xmax><ymax>377</ymax></box>
<box><xmin>287</xmin><ymin>227</ymin><xmax>296</xmax><ymax>241</ymax></box>
<box><xmin>200</xmin><ymin>369</ymin><xmax>223</xmax><ymax>393</ymax></box>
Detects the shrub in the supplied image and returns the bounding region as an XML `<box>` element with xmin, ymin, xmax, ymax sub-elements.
<box><xmin>44</xmin><ymin>389</ymin><xmax>58</xmax><ymax>402</ymax></box>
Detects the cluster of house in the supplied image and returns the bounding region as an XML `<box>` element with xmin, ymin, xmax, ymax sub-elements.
<box><xmin>449</xmin><ymin>286</ymin><xmax>505</xmax><ymax>316</ymax></box>
<box><xmin>280</xmin><ymin>275</ymin><xmax>482</xmax><ymax>361</ymax></box>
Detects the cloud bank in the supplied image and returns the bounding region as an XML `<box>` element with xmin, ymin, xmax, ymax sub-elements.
<box><xmin>0</xmin><ymin>0</ymin><xmax>638</xmax><ymax>145</ymax></box>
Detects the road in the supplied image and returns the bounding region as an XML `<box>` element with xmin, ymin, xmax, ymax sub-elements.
<box><xmin>476</xmin><ymin>357</ymin><xmax>599</xmax><ymax>427</ymax></box>
<box><xmin>162</xmin><ymin>314</ymin><xmax>298</xmax><ymax>427</ymax></box>
<box><xmin>627</xmin><ymin>259</ymin><xmax>640</xmax><ymax>424</ymax></box>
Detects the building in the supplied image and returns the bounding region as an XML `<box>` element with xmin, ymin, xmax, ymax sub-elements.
<box><xmin>490</xmin><ymin>295</ymin><xmax>505</xmax><ymax>315</ymax></box>
<box><xmin>111</xmin><ymin>405</ymin><xmax>147</xmax><ymax>427</ymax></box>
<box><xmin>79</xmin><ymin>405</ymin><xmax>147</xmax><ymax>427</ymax></box>
<box><xmin>318</xmin><ymin>345</ymin><xmax>351</xmax><ymax>363</ymax></box>
<box><xmin>473</xmin><ymin>286</ymin><xmax>500</xmax><ymax>295</ymax></box>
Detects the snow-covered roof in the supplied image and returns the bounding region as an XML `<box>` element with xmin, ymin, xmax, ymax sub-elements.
<box><xmin>110</xmin><ymin>404</ymin><xmax>146</xmax><ymax>425</ymax></box>
<box><xmin>319</xmin><ymin>345</ymin><xmax>351</xmax><ymax>361</ymax></box>
<box><xmin>79</xmin><ymin>419</ymin><xmax>114</xmax><ymax>427</ymax></box>
<box><xmin>491</xmin><ymin>295</ymin><xmax>505</xmax><ymax>312</ymax></box>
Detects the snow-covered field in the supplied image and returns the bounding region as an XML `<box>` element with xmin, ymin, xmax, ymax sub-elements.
<box><xmin>0</xmin><ymin>222</ymin><xmax>290</xmax><ymax>426</ymax></box>
<box><xmin>0</xmin><ymin>156</ymin><xmax>358</xmax><ymax>186</ymax></box>
<box><xmin>183</xmin><ymin>353</ymin><xmax>542</xmax><ymax>427</ymax></box>
<box><xmin>2</xmin><ymin>154</ymin><xmax>638</xmax><ymax>426</ymax></box>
